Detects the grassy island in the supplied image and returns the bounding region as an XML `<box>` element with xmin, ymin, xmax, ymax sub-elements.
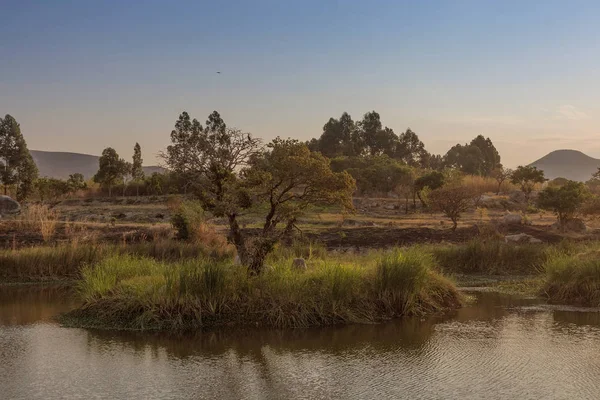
<box><xmin>62</xmin><ymin>249</ymin><xmax>462</xmax><ymax>331</ymax></box>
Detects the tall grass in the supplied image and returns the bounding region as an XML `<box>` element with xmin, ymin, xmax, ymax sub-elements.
<box><xmin>0</xmin><ymin>240</ymin><xmax>234</xmax><ymax>283</ymax></box>
<box><xmin>430</xmin><ymin>239</ymin><xmax>550</xmax><ymax>275</ymax></box>
<box><xmin>64</xmin><ymin>248</ymin><xmax>462</xmax><ymax>331</ymax></box>
<box><xmin>542</xmin><ymin>249</ymin><xmax>600</xmax><ymax>306</ymax></box>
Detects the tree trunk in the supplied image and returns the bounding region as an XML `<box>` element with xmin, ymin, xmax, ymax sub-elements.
<box><xmin>108</xmin><ymin>185</ymin><xmax>112</xmax><ymax>198</ymax></box>
<box><xmin>451</xmin><ymin>219</ymin><xmax>458</xmax><ymax>231</ymax></box>
<box><xmin>417</xmin><ymin>191</ymin><xmax>426</xmax><ymax>208</ymax></box>
<box><xmin>228</xmin><ymin>213</ymin><xmax>247</xmax><ymax>265</ymax></box>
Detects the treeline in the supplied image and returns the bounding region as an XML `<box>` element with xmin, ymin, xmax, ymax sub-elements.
<box><xmin>307</xmin><ymin>110</ymin><xmax>500</xmax><ymax>175</ymax></box>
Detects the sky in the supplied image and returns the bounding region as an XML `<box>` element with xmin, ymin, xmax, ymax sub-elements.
<box><xmin>1</xmin><ymin>0</ymin><xmax>600</xmax><ymax>168</ymax></box>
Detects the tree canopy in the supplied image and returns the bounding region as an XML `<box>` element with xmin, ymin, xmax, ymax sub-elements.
<box><xmin>537</xmin><ymin>181</ymin><xmax>589</xmax><ymax>225</ymax></box>
<box><xmin>93</xmin><ymin>147</ymin><xmax>128</xmax><ymax>197</ymax></box>
<box><xmin>0</xmin><ymin>115</ymin><xmax>38</xmax><ymax>199</ymax></box>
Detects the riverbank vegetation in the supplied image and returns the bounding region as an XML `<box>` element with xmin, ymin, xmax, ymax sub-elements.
<box><xmin>542</xmin><ymin>249</ymin><xmax>600</xmax><ymax>306</ymax></box>
<box><xmin>62</xmin><ymin>248</ymin><xmax>461</xmax><ymax>330</ymax></box>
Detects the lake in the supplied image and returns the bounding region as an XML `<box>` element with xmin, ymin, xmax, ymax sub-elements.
<box><xmin>1</xmin><ymin>285</ymin><xmax>600</xmax><ymax>399</ymax></box>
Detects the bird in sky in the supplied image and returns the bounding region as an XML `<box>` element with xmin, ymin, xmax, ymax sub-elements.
<box><xmin>216</xmin><ymin>71</ymin><xmax>221</xmax><ymax>74</ymax></box>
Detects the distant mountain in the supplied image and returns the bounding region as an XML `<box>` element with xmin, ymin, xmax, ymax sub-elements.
<box><xmin>30</xmin><ymin>150</ymin><xmax>165</xmax><ymax>180</ymax></box>
<box><xmin>529</xmin><ymin>149</ymin><xmax>600</xmax><ymax>182</ymax></box>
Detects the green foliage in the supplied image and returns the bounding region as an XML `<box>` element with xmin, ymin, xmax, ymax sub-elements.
<box><xmin>35</xmin><ymin>177</ymin><xmax>71</xmax><ymax>200</ymax></box>
<box><xmin>0</xmin><ymin>115</ymin><xmax>38</xmax><ymax>199</ymax></box>
<box><xmin>537</xmin><ymin>180</ymin><xmax>589</xmax><ymax>224</ymax></box>
<box><xmin>414</xmin><ymin>171</ymin><xmax>445</xmax><ymax>207</ymax></box>
<box><xmin>93</xmin><ymin>147</ymin><xmax>129</xmax><ymax>197</ymax></box>
<box><xmin>443</xmin><ymin>135</ymin><xmax>501</xmax><ymax>176</ymax></box>
<box><xmin>511</xmin><ymin>165</ymin><xmax>546</xmax><ymax>202</ymax></box>
<box><xmin>242</xmin><ymin>137</ymin><xmax>356</xmax><ymax>272</ymax></box>
<box><xmin>170</xmin><ymin>200</ymin><xmax>205</xmax><ymax>240</ymax></box>
<box><xmin>330</xmin><ymin>155</ymin><xmax>411</xmax><ymax>195</ymax></box>
<box><xmin>67</xmin><ymin>173</ymin><xmax>87</xmax><ymax>193</ymax></box>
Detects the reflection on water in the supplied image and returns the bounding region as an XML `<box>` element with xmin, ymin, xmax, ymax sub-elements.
<box><xmin>1</xmin><ymin>286</ymin><xmax>600</xmax><ymax>399</ymax></box>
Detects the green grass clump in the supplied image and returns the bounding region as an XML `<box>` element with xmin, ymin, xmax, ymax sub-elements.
<box><xmin>542</xmin><ymin>250</ymin><xmax>600</xmax><ymax>306</ymax></box>
<box><xmin>64</xmin><ymin>248</ymin><xmax>462</xmax><ymax>331</ymax></box>
<box><xmin>430</xmin><ymin>239</ymin><xmax>548</xmax><ymax>275</ymax></box>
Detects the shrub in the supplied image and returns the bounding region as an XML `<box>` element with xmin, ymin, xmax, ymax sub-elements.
<box><xmin>170</xmin><ymin>200</ymin><xmax>205</xmax><ymax>240</ymax></box>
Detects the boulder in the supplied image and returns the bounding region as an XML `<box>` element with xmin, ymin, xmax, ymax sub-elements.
<box><xmin>503</xmin><ymin>213</ymin><xmax>522</xmax><ymax>225</ymax></box>
<box><xmin>292</xmin><ymin>258</ymin><xmax>307</xmax><ymax>271</ymax></box>
<box><xmin>0</xmin><ymin>195</ymin><xmax>20</xmax><ymax>217</ymax></box>
<box><xmin>504</xmin><ymin>233</ymin><xmax>542</xmax><ymax>244</ymax></box>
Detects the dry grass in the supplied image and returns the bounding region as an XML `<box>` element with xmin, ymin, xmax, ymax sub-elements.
<box><xmin>16</xmin><ymin>204</ymin><xmax>60</xmax><ymax>242</ymax></box>
<box><xmin>461</xmin><ymin>175</ymin><xmax>517</xmax><ymax>194</ymax></box>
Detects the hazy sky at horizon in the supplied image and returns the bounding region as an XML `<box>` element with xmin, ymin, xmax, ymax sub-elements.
<box><xmin>2</xmin><ymin>0</ymin><xmax>600</xmax><ymax>167</ymax></box>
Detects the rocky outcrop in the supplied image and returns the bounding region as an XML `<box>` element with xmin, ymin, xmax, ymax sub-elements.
<box><xmin>504</xmin><ymin>233</ymin><xmax>543</xmax><ymax>244</ymax></box>
<box><xmin>0</xmin><ymin>196</ymin><xmax>20</xmax><ymax>217</ymax></box>
<box><xmin>503</xmin><ymin>213</ymin><xmax>522</xmax><ymax>225</ymax></box>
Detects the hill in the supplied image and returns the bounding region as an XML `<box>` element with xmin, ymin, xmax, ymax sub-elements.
<box><xmin>529</xmin><ymin>149</ymin><xmax>600</xmax><ymax>182</ymax></box>
<box><xmin>30</xmin><ymin>150</ymin><xmax>164</xmax><ymax>180</ymax></box>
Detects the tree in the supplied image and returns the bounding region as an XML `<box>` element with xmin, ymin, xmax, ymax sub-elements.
<box><xmin>469</xmin><ymin>135</ymin><xmax>501</xmax><ymax>176</ymax></box>
<box><xmin>316</xmin><ymin>112</ymin><xmax>357</xmax><ymax>158</ymax></box>
<box><xmin>121</xmin><ymin>162</ymin><xmax>133</xmax><ymax>196</ymax></box>
<box><xmin>394</xmin><ymin>169</ymin><xmax>416</xmax><ymax>214</ymax></box>
<box><xmin>395</xmin><ymin>128</ymin><xmax>428</xmax><ymax>167</ymax></box>
<box><xmin>357</xmin><ymin>111</ymin><xmax>398</xmax><ymax>157</ymax></box>
<box><xmin>93</xmin><ymin>147</ymin><xmax>128</xmax><ymax>197</ymax></box>
<box><xmin>510</xmin><ymin>166</ymin><xmax>547</xmax><ymax>204</ymax></box>
<box><xmin>330</xmin><ymin>155</ymin><xmax>411</xmax><ymax>195</ymax></box>
<box><xmin>0</xmin><ymin>115</ymin><xmax>38</xmax><ymax>199</ymax></box>
<box><xmin>414</xmin><ymin>171</ymin><xmax>445</xmax><ymax>207</ymax></box>
<box><xmin>131</xmin><ymin>143</ymin><xmax>145</xmax><ymax>197</ymax></box>
<box><xmin>537</xmin><ymin>181</ymin><xmax>589</xmax><ymax>226</ymax></box>
<box><xmin>429</xmin><ymin>185</ymin><xmax>477</xmax><ymax>230</ymax></box>
<box><xmin>67</xmin><ymin>173</ymin><xmax>87</xmax><ymax>194</ymax></box>
<box><xmin>490</xmin><ymin>167</ymin><xmax>513</xmax><ymax>194</ymax></box>
<box><xmin>443</xmin><ymin>135</ymin><xmax>501</xmax><ymax>176</ymax></box>
<box><xmin>162</xmin><ymin>111</ymin><xmax>355</xmax><ymax>274</ymax></box>
<box><xmin>162</xmin><ymin>111</ymin><xmax>261</xmax><ymax>258</ymax></box>
<box><xmin>242</xmin><ymin>138</ymin><xmax>355</xmax><ymax>272</ymax></box>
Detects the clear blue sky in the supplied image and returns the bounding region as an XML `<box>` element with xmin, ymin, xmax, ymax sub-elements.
<box><xmin>1</xmin><ymin>0</ymin><xmax>600</xmax><ymax>167</ymax></box>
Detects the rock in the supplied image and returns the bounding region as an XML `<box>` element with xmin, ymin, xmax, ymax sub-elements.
<box><xmin>504</xmin><ymin>233</ymin><xmax>542</xmax><ymax>244</ymax></box>
<box><xmin>234</xmin><ymin>255</ymin><xmax>242</xmax><ymax>265</ymax></box>
<box><xmin>503</xmin><ymin>213</ymin><xmax>522</xmax><ymax>225</ymax></box>
<box><xmin>0</xmin><ymin>195</ymin><xmax>20</xmax><ymax>217</ymax></box>
<box><xmin>383</xmin><ymin>204</ymin><xmax>396</xmax><ymax>210</ymax></box>
<box><xmin>292</xmin><ymin>258</ymin><xmax>307</xmax><ymax>271</ymax></box>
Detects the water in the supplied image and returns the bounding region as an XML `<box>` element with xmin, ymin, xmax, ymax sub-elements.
<box><xmin>1</xmin><ymin>286</ymin><xmax>600</xmax><ymax>399</ymax></box>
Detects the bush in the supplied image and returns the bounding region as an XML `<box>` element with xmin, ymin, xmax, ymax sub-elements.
<box><xmin>170</xmin><ymin>200</ymin><xmax>205</xmax><ymax>240</ymax></box>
